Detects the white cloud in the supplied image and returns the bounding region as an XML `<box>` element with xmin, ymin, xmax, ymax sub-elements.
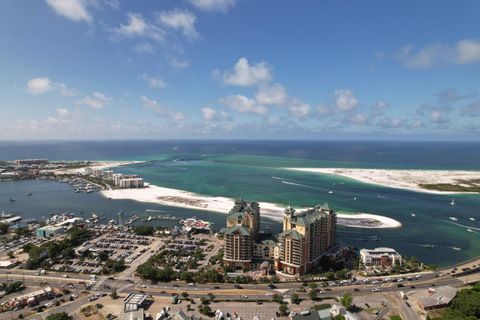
<box><xmin>56</xmin><ymin>108</ymin><xmax>70</xmax><ymax>118</ymax></box>
<box><xmin>288</xmin><ymin>99</ymin><xmax>311</xmax><ymax>119</ymax></box>
<box><xmin>114</xmin><ymin>13</ymin><xmax>165</xmax><ymax>41</ymax></box>
<box><xmin>220</xmin><ymin>95</ymin><xmax>267</xmax><ymax>114</ymax></box>
<box><xmin>202</xmin><ymin>107</ymin><xmax>216</xmax><ymax>121</ymax></box>
<box><xmin>26</xmin><ymin>77</ymin><xmax>76</xmax><ymax>96</ymax></box>
<box><xmin>255</xmin><ymin>83</ymin><xmax>288</xmax><ymax>106</ymax></box>
<box><xmin>141</xmin><ymin>74</ymin><xmax>166</xmax><ymax>89</ymax></box>
<box><xmin>79</xmin><ymin>92</ymin><xmax>112</xmax><ymax>109</ymax></box>
<box><xmin>26</xmin><ymin>77</ymin><xmax>52</xmax><ymax>94</ymax></box>
<box><xmin>188</xmin><ymin>0</ymin><xmax>235</xmax><ymax>12</ymax></box>
<box><xmin>170</xmin><ymin>58</ymin><xmax>190</xmax><ymax>69</ymax></box>
<box><xmin>46</xmin><ymin>0</ymin><xmax>92</xmax><ymax>23</ymax></box>
<box><xmin>141</xmin><ymin>96</ymin><xmax>184</xmax><ymax>121</ymax></box>
<box><xmin>156</xmin><ymin>9</ymin><xmax>198</xmax><ymax>39</ymax></box>
<box><xmin>397</xmin><ymin>39</ymin><xmax>480</xmax><ymax>68</ymax></box>
<box><xmin>334</xmin><ymin>89</ymin><xmax>359</xmax><ymax>112</ymax></box>
<box><xmin>222</xmin><ymin>57</ymin><xmax>272</xmax><ymax>86</ymax></box>
<box><xmin>457</xmin><ymin>39</ymin><xmax>480</xmax><ymax>64</ymax></box>
<box><xmin>346</xmin><ymin>113</ymin><xmax>369</xmax><ymax>125</ymax></box>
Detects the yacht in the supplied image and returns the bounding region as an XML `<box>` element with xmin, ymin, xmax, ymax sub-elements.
<box><xmin>469</xmin><ymin>217</ymin><xmax>476</xmax><ymax>221</ymax></box>
<box><xmin>451</xmin><ymin>247</ymin><xmax>461</xmax><ymax>251</ymax></box>
<box><xmin>449</xmin><ymin>217</ymin><xmax>458</xmax><ymax>221</ymax></box>
<box><xmin>328</xmin><ymin>190</ymin><xmax>333</xmax><ymax>194</ymax></box>
<box><xmin>411</xmin><ymin>213</ymin><xmax>416</xmax><ymax>217</ymax></box>
<box><xmin>424</xmin><ymin>244</ymin><xmax>434</xmax><ymax>248</ymax></box>
<box><xmin>353</xmin><ymin>197</ymin><xmax>357</xmax><ymax>200</ymax></box>
<box><xmin>467</xmin><ymin>229</ymin><xmax>473</xmax><ymax>232</ymax></box>
<box><xmin>450</xmin><ymin>199</ymin><xmax>455</xmax><ymax>206</ymax></box>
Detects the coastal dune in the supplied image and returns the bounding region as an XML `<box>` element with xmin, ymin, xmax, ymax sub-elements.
<box><xmin>101</xmin><ymin>183</ymin><xmax>401</xmax><ymax>229</ymax></box>
<box><xmin>285</xmin><ymin>167</ymin><xmax>480</xmax><ymax>194</ymax></box>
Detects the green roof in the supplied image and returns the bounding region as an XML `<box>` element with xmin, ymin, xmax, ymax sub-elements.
<box><xmin>279</xmin><ymin>229</ymin><xmax>303</xmax><ymax>241</ymax></box>
<box><xmin>224</xmin><ymin>225</ymin><xmax>251</xmax><ymax>236</ymax></box>
<box><xmin>291</xmin><ymin>204</ymin><xmax>334</xmax><ymax>226</ymax></box>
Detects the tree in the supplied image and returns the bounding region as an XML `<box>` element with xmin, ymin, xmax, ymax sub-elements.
<box><xmin>198</xmin><ymin>305</ymin><xmax>212</xmax><ymax>316</ymax></box>
<box><xmin>133</xmin><ymin>225</ymin><xmax>155</xmax><ymax>236</ymax></box>
<box><xmin>309</xmin><ymin>282</ymin><xmax>318</xmax><ymax>290</ymax></box>
<box><xmin>278</xmin><ymin>304</ymin><xmax>288</xmax><ymax>316</ymax></box>
<box><xmin>46</xmin><ymin>312</ymin><xmax>72</xmax><ymax>320</ymax></box>
<box><xmin>111</xmin><ymin>288</ymin><xmax>118</xmax><ymax>299</ymax></box>
<box><xmin>7</xmin><ymin>251</ymin><xmax>15</xmax><ymax>259</ymax></box>
<box><xmin>340</xmin><ymin>292</ymin><xmax>353</xmax><ymax>311</ymax></box>
<box><xmin>291</xmin><ymin>293</ymin><xmax>300</xmax><ymax>304</ymax></box>
<box><xmin>0</xmin><ymin>223</ymin><xmax>8</xmax><ymax>234</ymax></box>
<box><xmin>97</xmin><ymin>250</ymin><xmax>109</xmax><ymax>262</ymax></box>
<box><xmin>309</xmin><ymin>289</ymin><xmax>318</xmax><ymax>301</ymax></box>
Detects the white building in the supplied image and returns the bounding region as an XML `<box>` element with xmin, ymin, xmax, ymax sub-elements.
<box><xmin>104</xmin><ymin>170</ymin><xmax>114</xmax><ymax>180</ymax></box>
<box><xmin>84</xmin><ymin>167</ymin><xmax>93</xmax><ymax>175</ymax></box>
<box><xmin>360</xmin><ymin>247</ymin><xmax>402</xmax><ymax>267</ymax></box>
<box><xmin>119</xmin><ymin>178</ymin><xmax>144</xmax><ymax>188</ymax></box>
<box><xmin>92</xmin><ymin>168</ymin><xmax>104</xmax><ymax>178</ymax></box>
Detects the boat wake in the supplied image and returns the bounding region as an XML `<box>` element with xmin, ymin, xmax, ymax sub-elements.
<box><xmin>445</xmin><ymin>220</ymin><xmax>480</xmax><ymax>233</ymax></box>
<box><xmin>281</xmin><ymin>180</ymin><xmax>320</xmax><ymax>190</ymax></box>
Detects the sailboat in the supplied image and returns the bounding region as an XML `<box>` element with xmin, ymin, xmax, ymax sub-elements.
<box><xmin>450</xmin><ymin>199</ymin><xmax>455</xmax><ymax>206</ymax></box>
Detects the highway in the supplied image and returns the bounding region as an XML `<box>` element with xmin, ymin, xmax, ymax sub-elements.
<box><xmin>0</xmin><ymin>255</ymin><xmax>478</xmax><ymax>318</ymax></box>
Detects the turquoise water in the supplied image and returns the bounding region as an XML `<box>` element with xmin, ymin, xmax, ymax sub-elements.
<box><xmin>0</xmin><ymin>140</ymin><xmax>479</xmax><ymax>267</ymax></box>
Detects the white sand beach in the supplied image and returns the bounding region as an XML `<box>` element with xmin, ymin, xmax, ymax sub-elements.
<box><xmin>285</xmin><ymin>167</ymin><xmax>480</xmax><ymax>194</ymax></box>
<box><xmin>101</xmin><ymin>183</ymin><xmax>401</xmax><ymax>229</ymax></box>
<box><xmin>56</xmin><ymin>161</ymin><xmax>144</xmax><ymax>175</ymax></box>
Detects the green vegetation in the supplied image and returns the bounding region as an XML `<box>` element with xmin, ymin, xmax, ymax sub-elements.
<box><xmin>340</xmin><ymin>292</ymin><xmax>353</xmax><ymax>311</ymax></box>
<box><xmin>104</xmin><ymin>259</ymin><xmax>126</xmax><ymax>273</ymax></box>
<box><xmin>390</xmin><ymin>316</ymin><xmax>402</xmax><ymax>320</ymax></box>
<box><xmin>1</xmin><ymin>281</ymin><xmax>24</xmax><ymax>295</ymax></box>
<box><xmin>313</xmin><ymin>303</ymin><xmax>332</xmax><ymax>310</ymax></box>
<box><xmin>291</xmin><ymin>293</ymin><xmax>301</xmax><ymax>304</ymax></box>
<box><xmin>0</xmin><ymin>223</ymin><xmax>8</xmax><ymax>234</ymax></box>
<box><xmin>309</xmin><ymin>289</ymin><xmax>318</xmax><ymax>300</ymax></box>
<box><xmin>431</xmin><ymin>283</ymin><xmax>480</xmax><ymax>320</ymax></box>
<box><xmin>24</xmin><ymin>227</ymin><xmax>93</xmax><ymax>269</ymax></box>
<box><xmin>420</xmin><ymin>183</ymin><xmax>480</xmax><ymax>193</ymax></box>
<box><xmin>133</xmin><ymin>225</ymin><xmax>155</xmax><ymax>236</ymax></box>
<box><xmin>46</xmin><ymin>313</ymin><xmax>72</xmax><ymax>320</ymax></box>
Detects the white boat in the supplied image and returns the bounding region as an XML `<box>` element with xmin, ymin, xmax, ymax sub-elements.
<box><xmin>467</xmin><ymin>229</ymin><xmax>473</xmax><ymax>232</ymax></box>
<box><xmin>424</xmin><ymin>244</ymin><xmax>434</xmax><ymax>248</ymax></box>
<box><xmin>451</xmin><ymin>247</ymin><xmax>461</xmax><ymax>251</ymax></box>
<box><xmin>469</xmin><ymin>217</ymin><xmax>476</xmax><ymax>221</ymax></box>
<box><xmin>328</xmin><ymin>190</ymin><xmax>333</xmax><ymax>194</ymax></box>
<box><xmin>411</xmin><ymin>213</ymin><xmax>416</xmax><ymax>217</ymax></box>
<box><xmin>92</xmin><ymin>213</ymin><xmax>99</xmax><ymax>219</ymax></box>
<box><xmin>353</xmin><ymin>197</ymin><xmax>357</xmax><ymax>200</ymax></box>
<box><xmin>450</xmin><ymin>199</ymin><xmax>455</xmax><ymax>206</ymax></box>
<box><xmin>449</xmin><ymin>217</ymin><xmax>458</xmax><ymax>221</ymax></box>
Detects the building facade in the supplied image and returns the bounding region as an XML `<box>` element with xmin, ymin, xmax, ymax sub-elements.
<box><xmin>276</xmin><ymin>204</ymin><xmax>337</xmax><ymax>275</ymax></box>
<box><xmin>222</xmin><ymin>199</ymin><xmax>260</xmax><ymax>268</ymax></box>
<box><xmin>360</xmin><ymin>247</ymin><xmax>402</xmax><ymax>267</ymax></box>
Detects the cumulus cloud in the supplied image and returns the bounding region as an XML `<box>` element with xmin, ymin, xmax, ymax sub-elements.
<box><xmin>334</xmin><ymin>89</ymin><xmax>359</xmax><ymax>112</ymax></box>
<box><xmin>188</xmin><ymin>0</ymin><xmax>235</xmax><ymax>12</ymax></box>
<box><xmin>288</xmin><ymin>99</ymin><xmax>311</xmax><ymax>119</ymax></box>
<box><xmin>345</xmin><ymin>112</ymin><xmax>369</xmax><ymax>125</ymax></box>
<box><xmin>156</xmin><ymin>9</ymin><xmax>198</xmax><ymax>39</ymax></box>
<box><xmin>221</xmin><ymin>57</ymin><xmax>272</xmax><ymax>86</ymax></box>
<box><xmin>78</xmin><ymin>92</ymin><xmax>112</xmax><ymax>109</ymax></box>
<box><xmin>114</xmin><ymin>13</ymin><xmax>165</xmax><ymax>41</ymax></box>
<box><xmin>26</xmin><ymin>77</ymin><xmax>76</xmax><ymax>96</ymax></box>
<box><xmin>141</xmin><ymin>74</ymin><xmax>166</xmax><ymax>89</ymax></box>
<box><xmin>201</xmin><ymin>107</ymin><xmax>230</xmax><ymax>121</ymax></box>
<box><xmin>220</xmin><ymin>95</ymin><xmax>267</xmax><ymax>114</ymax></box>
<box><xmin>396</xmin><ymin>39</ymin><xmax>480</xmax><ymax>68</ymax></box>
<box><xmin>45</xmin><ymin>0</ymin><xmax>92</xmax><ymax>23</ymax></box>
<box><xmin>56</xmin><ymin>108</ymin><xmax>70</xmax><ymax>118</ymax></box>
<box><xmin>255</xmin><ymin>83</ymin><xmax>288</xmax><ymax>106</ymax></box>
<box><xmin>141</xmin><ymin>96</ymin><xmax>184</xmax><ymax>121</ymax></box>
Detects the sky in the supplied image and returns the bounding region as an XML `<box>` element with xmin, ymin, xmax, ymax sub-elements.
<box><xmin>0</xmin><ymin>0</ymin><xmax>479</xmax><ymax>140</ymax></box>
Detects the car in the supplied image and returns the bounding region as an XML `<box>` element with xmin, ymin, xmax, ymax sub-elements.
<box><xmin>268</xmin><ymin>284</ymin><xmax>277</xmax><ymax>289</ymax></box>
<box><xmin>72</xmin><ymin>294</ymin><xmax>78</xmax><ymax>299</ymax></box>
<box><xmin>354</xmin><ymin>288</ymin><xmax>360</xmax><ymax>291</ymax></box>
<box><xmin>45</xmin><ymin>302</ymin><xmax>53</xmax><ymax>308</ymax></box>
<box><xmin>410</xmin><ymin>285</ymin><xmax>416</xmax><ymax>289</ymax></box>
<box><xmin>372</xmin><ymin>288</ymin><xmax>380</xmax><ymax>292</ymax></box>
<box><xmin>234</xmin><ymin>285</ymin><xmax>243</xmax><ymax>289</ymax></box>
<box><xmin>397</xmin><ymin>284</ymin><xmax>405</xmax><ymax>287</ymax></box>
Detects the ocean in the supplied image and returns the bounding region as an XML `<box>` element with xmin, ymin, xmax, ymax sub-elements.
<box><xmin>1</xmin><ymin>140</ymin><xmax>479</xmax><ymax>267</ymax></box>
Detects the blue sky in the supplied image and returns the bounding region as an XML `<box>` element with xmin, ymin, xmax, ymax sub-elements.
<box><xmin>1</xmin><ymin>0</ymin><xmax>479</xmax><ymax>140</ymax></box>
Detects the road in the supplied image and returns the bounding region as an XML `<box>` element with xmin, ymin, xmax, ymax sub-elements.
<box><xmin>0</xmin><ymin>255</ymin><xmax>478</xmax><ymax>318</ymax></box>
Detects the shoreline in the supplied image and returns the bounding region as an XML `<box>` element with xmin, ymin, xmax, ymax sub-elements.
<box><xmin>101</xmin><ymin>182</ymin><xmax>402</xmax><ymax>229</ymax></box>
<box><xmin>60</xmin><ymin>160</ymin><xmax>145</xmax><ymax>174</ymax></box>
<box><xmin>284</xmin><ymin>167</ymin><xmax>480</xmax><ymax>195</ymax></box>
